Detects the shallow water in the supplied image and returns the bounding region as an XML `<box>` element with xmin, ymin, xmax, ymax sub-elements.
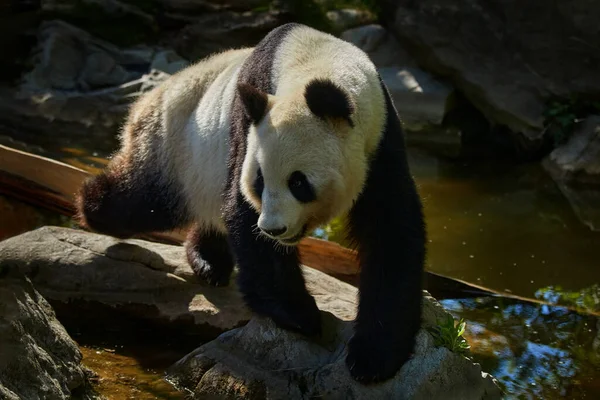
<box><xmin>2</xmin><ymin>132</ymin><xmax>600</xmax><ymax>398</ymax></box>
<box><xmin>80</xmin><ymin>346</ymin><xmax>185</xmax><ymax>400</ymax></box>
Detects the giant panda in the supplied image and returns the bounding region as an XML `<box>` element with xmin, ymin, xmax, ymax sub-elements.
<box><xmin>76</xmin><ymin>23</ymin><xmax>426</xmax><ymax>384</ymax></box>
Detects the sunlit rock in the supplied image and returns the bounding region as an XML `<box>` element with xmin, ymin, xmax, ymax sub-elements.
<box><xmin>341</xmin><ymin>24</ymin><xmax>456</xmax><ymax>148</ymax></box>
<box><xmin>0</xmin><ymin>226</ymin><xmax>356</xmax><ymax>337</ymax></box>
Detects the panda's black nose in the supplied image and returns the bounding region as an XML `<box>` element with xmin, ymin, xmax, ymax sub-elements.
<box><xmin>262</xmin><ymin>226</ymin><xmax>287</xmax><ymax>237</ymax></box>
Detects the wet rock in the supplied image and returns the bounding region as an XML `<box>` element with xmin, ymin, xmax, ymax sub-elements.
<box><xmin>326</xmin><ymin>8</ymin><xmax>376</xmax><ymax>32</ymax></box>
<box><xmin>0</xmin><ymin>226</ymin><xmax>357</xmax><ymax>337</ymax></box>
<box><xmin>380</xmin><ymin>0</ymin><xmax>600</xmax><ymax>147</ymax></box>
<box><xmin>543</xmin><ymin>116</ymin><xmax>600</xmax><ymax>231</ymax></box>
<box><xmin>342</xmin><ymin>24</ymin><xmax>455</xmax><ymax>134</ymax></box>
<box><xmin>167</xmin><ymin>290</ymin><xmax>502</xmax><ymax>399</ymax></box>
<box><xmin>0</xmin><ymin>272</ymin><xmax>98</xmax><ymax>400</ymax></box>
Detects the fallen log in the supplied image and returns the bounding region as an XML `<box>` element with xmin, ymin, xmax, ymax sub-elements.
<box><xmin>0</xmin><ymin>144</ymin><xmax>489</xmax><ymax>298</ymax></box>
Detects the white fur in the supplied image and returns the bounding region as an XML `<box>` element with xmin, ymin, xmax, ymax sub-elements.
<box><xmin>160</xmin><ymin>48</ymin><xmax>253</xmax><ymax>233</ymax></box>
<box><xmin>240</xmin><ymin>26</ymin><xmax>386</xmax><ymax>244</ymax></box>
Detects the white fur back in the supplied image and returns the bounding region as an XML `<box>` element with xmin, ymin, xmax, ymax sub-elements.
<box><xmin>163</xmin><ymin>48</ymin><xmax>252</xmax><ymax>232</ymax></box>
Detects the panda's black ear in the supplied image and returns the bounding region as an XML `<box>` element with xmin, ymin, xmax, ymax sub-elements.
<box><xmin>238</xmin><ymin>83</ymin><xmax>269</xmax><ymax>124</ymax></box>
<box><xmin>304</xmin><ymin>79</ymin><xmax>354</xmax><ymax>127</ymax></box>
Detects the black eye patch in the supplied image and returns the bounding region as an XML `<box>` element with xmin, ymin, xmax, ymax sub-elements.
<box><xmin>288</xmin><ymin>171</ymin><xmax>316</xmax><ymax>203</ymax></box>
<box><xmin>254</xmin><ymin>167</ymin><xmax>264</xmax><ymax>198</ymax></box>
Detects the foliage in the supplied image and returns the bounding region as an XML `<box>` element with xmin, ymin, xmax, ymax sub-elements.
<box><xmin>535</xmin><ymin>284</ymin><xmax>600</xmax><ymax>314</ymax></box>
<box><xmin>428</xmin><ymin>315</ymin><xmax>471</xmax><ymax>357</ymax></box>
<box><xmin>543</xmin><ymin>98</ymin><xmax>600</xmax><ymax>147</ymax></box>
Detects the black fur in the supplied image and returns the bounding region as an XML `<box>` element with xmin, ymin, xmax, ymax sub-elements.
<box><xmin>77</xmin><ymin>162</ymin><xmax>188</xmax><ymax>238</ymax></box>
<box><xmin>345</xmin><ymin>77</ymin><xmax>426</xmax><ymax>383</ymax></box>
<box><xmin>224</xmin><ymin>23</ymin><xmax>323</xmax><ymax>337</ymax></box>
<box><xmin>238</xmin><ymin>83</ymin><xmax>269</xmax><ymax>124</ymax></box>
<box><xmin>288</xmin><ymin>171</ymin><xmax>316</xmax><ymax>203</ymax></box>
<box><xmin>304</xmin><ymin>78</ymin><xmax>355</xmax><ymax>127</ymax></box>
<box><xmin>185</xmin><ymin>225</ymin><xmax>235</xmax><ymax>287</ymax></box>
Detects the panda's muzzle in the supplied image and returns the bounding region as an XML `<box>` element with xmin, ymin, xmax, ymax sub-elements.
<box><xmin>277</xmin><ymin>224</ymin><xmax>308</xmax><ymax>246</ymax></box>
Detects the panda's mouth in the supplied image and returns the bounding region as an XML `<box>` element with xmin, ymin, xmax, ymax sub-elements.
<box><xmin>278</xmin><ymin>224</ymin><xmax>308</xmax><ymax>246</ymax></box>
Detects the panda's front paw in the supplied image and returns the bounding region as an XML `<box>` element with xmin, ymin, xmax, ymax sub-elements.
<box><xmin>345</xmin><ymin>333</ymin><xmax>412</xmax><ymax>384</ymax></box>
<box><xmin>186</xmin><ymin>246</ymin><xmax>231</xmax><ymax>287</ymax></box>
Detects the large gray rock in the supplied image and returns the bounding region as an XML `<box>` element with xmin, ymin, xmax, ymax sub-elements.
<box><xmin>0</xmin><ymin>226</ymin><xmax>356</xmax><ymax>337</ymax></box>
<box><xmin>166</xmin><ymin>294</ymin><xmax>502</xmax><ymax>399</ymax></box>
<box><xmin>0</xmin><ymin>20</ymin><xmax>185</xmax><ymax>145</ymax></box>
<box><xmin>543</xmin><ymin>116</ymin><xmax>600</xmax><ymax>231</ymax></box>
<box><xmin>381</xmin><ymin>0</ymin><xmax>600</xmax><ymax>146</ymax></box>
<box><xmin>0</xmin><ymin>273</ymin><xmax>98</xmax><ymax>400</ymax></box>
<box><xmin>341</xmin><ymin>25</ymin><xmax>455</xmax><ymax>134</ymax></box>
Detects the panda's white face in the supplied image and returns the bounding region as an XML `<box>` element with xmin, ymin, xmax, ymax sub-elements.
<box><xmin>240</xmin><ymin>90</ymin><xmax>365</xmax><ymax>246</ymax></box>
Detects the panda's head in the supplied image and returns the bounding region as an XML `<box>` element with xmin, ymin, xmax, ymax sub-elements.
<box><xmin>238</xmin><ymin>78</ymin><xmax>371</xmax><ymax>246</ymax></box>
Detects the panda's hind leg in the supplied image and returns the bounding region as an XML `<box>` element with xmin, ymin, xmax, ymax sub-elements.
<box><xmin>185</xmin><ymin>225</ymin><xmax>235</xmax><ymax>286</ymax></box>
<box><xmin>76</xmin><ymin>157</ymin><xmax>188</xmax><ymax>239</ymax></box>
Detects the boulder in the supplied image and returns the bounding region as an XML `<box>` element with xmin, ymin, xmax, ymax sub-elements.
<box><xmin>342</xmin><ymin>25</ymin><xmax>454</xmax><ymax>135</ymax></box>
<box><xmin>0</xmin><ymin>226</ymin><xmax>357</xmax><ymax>338</ymax></box>
<box><xmin>167</xmin><ymin>295</ymin><xmax>502</xmax><ymax>399</ymax></box>
<box><xmin>380</xmin><ymin>0</ymin><xmax>600</xmax><ymax>146</ymax></box>
<box><xmin>0</xmin><ymin>272</ymin><xmax>98</xmax><ymax>400</ymax></box>
<box><xmin>543</xmin><ymin>116</ymin><xmax>600</xmax><ymax>230</ymax></box>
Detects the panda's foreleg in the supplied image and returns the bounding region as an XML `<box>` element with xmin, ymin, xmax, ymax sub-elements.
<box><xmin>76</xmin><ymin>155</ymin><xmax>188</xmax><ymax>239</ymax></box>
<box><xmin>225</xmin><ymin>193</ymin><xmax>322</xmax><ymax>336</ymax></box>
<box><xmin>346</xmin><ymin>149</ymin><xmax>426</xmax><ymax>383</ymax></box>
<box><xmin>185</xmin><ymin>225</ymin><xmax>235</xmax><ymax>286</ymax></box>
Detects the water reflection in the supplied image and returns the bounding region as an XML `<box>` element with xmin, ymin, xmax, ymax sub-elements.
<box><xmin>441</xmin><ymin>297</ymin><xmax>600</xmax><ymax>399</ymax></box>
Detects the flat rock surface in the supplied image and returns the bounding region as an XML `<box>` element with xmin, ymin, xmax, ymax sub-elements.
<box><xmin>0</xmin><ymin>272</ymin><xmax>98</xmax><ymax>400</ymax></box>
<box><xmin>0</xmin><ymin>226</ymin><xmax>357</xmax><ymax>337</ymax></box>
